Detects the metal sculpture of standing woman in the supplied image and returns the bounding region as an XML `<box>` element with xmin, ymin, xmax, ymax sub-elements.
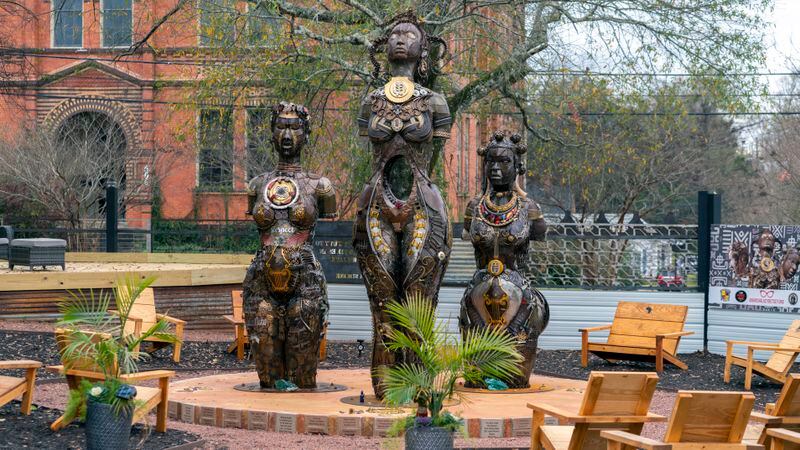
<box><xmin>459</xmin><ymin>131</ymin><xmax>549</xmax><ymax>388</ymax></box>
<box><xmin>244</xmin><ymin>102</ymin><xmax>337</xmax><ymax>388</ymax></box>
<box><xmin>353</xmin><ymin>12</ymin><xmax>452</xmax><ymax>398</ymax></box>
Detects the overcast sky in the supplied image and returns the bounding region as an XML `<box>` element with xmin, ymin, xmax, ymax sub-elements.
<box><xmin>766</xmin><ymin>0</ymin><xmax>799</xmax><ymax>88</ymax></box>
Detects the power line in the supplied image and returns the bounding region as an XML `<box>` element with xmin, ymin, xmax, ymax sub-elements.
<box><xmin>4</xmin><ymin>49</ymin><xmax>800</xmax><ymax>78</ymax></box>
<box><xmin>2</xmin><ymin>91</ymin><xmax>800</xmax><ymax>116</ymax></box>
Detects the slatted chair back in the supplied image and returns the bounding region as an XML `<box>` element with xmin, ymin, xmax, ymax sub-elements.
<box><xmin>664</xmin><ymin>391</ymin><xmax>754</xmax><ymax>444</ymax></box>
<box><xmin>771</xmin><ymin>374</ymin><xmax>800</xmax><ymax>417</ymax></box>
<box><xmin>569</xmin><ymin>371</ymin><xmax>660</xmax><ymax>449</ymax></box>
<box><xmin>765</xmin><ymin>320</ymin><xmax>800</xmax><ymax>375</ymax></box>
<box><xmin>606</xmin><ymin>302</ymin><xmax>688</xmax><ymax>355</ymax></box>
<box><xmin>231</xmin><ymin>290</ymin><xmax>244</xmax><ymax>322</ymax></box>
<box><xmin>54</xmin><ymin>328</ymin><xmax>113</xmax><ymax>374</ymax></box>
<box><xmin>122</xmin><ymin>288</ymin><xmax>158</xmax><ymax>336</ymax></box>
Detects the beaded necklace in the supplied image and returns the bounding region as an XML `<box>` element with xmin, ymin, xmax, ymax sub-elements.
<box><xmin>478</xmin><ymin>192</ymin><xmax>519</xmax><ymax>227</ymax></box>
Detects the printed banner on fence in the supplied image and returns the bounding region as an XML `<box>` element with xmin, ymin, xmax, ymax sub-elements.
<box><xmin>709</xmin><ymin>224</ymin><xmax>800</xmax><ymax>312</ymax></box>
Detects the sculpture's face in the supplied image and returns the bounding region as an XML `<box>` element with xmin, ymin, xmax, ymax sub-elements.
<box><xmin>486</xmin><ymin>145</ymin><xmax>516</xmax><ymax>189</ymax></box>
<box><xmin>759</xmin><ymin>229</ymin><xmax>776</xmax><ymax>253</ymax></box>
<box><xmin>387</xmin><ymin>23</ymin><xmax>423</xmax><ymax>64</ymax></box>
<box><xmin>272</xmin><ymin>111</ymin><xmax>306</xmax><ymax>159</ymax></box>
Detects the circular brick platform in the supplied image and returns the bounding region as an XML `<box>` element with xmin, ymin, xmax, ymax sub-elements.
<box><xmin>167</xmin><ymin>369</ymin><xmax>586</xmax><ymax>438</ymax></box>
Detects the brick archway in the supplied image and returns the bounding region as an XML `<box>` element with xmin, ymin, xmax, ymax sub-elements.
<box><xmin>42</xmin><ymin>95</ymin><xmax>142</xmax><ymax>152</ymax></box>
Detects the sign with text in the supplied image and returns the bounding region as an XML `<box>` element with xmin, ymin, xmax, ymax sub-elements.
<box><xmin>709</xmin><ymin>224</ymin><xmax>800</xmax><ymax>312</ymax></box>
<box><xmin>313</xmin><ymin>221</ymin><xmax>362</xmax><ymax>284</ymax></box>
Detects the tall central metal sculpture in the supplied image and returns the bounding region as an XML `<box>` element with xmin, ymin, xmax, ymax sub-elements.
<box><xmin>243</xmin><ymin>102</ymin><xmax>337</xmax><ymax>388</ymax></box>
<box><xmin>353</xmin><ymin>13</ymin><xmax>453</xmax><ymax>398</ymax></box>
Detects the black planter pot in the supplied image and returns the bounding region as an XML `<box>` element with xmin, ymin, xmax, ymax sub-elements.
<box><xmin>85</xmin><ymin>400</ymin><xmax>134</xmax><ymax>450</ymax></box>
<box><xmin>404</xmin><ymin>426</ymin><xmax>454</xmax><ymax>450</ymax></box>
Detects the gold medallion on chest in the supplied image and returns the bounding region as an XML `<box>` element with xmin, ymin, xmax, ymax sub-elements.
<box><xmin>384</xmin><ymin>77</ymin><xmax>414</xmax><ymax>104</ymax></box>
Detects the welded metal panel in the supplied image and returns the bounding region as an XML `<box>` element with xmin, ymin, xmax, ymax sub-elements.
<box><xmin>327</xmin><ymin>284</ymin><xmax>705</xmax><ymax>353</ymax></box>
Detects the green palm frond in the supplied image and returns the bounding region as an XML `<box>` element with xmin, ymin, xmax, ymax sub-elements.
<box><xmin>380</xmin><ymin>293</ymin><xmax>523</xmax><ymax>425</ymax></box>
<box><xmin>381</xmin><ymin>363</ymin><xmax>433</xmax><ymax>407</ymax></box>
<box><xmin>57</xmin><ymin>288</ymin><xmax>116</xmax><ymax>332</ymax></box>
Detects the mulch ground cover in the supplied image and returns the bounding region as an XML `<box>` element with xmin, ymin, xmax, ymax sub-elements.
<box><xmin>0</xmin><ymin>330</ymin><xmax>371</xmax><ymax>380</ymax></box>
<box><xmin>0</xmin><ymin>401</ymin><xmax>200</xmax><ymax>450</ymax></box>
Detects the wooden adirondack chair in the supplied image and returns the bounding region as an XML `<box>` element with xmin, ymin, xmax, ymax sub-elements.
<box><xmin>224</xmin><ymin>290</ymin><xmax>248</xmax><ymax>360</ymax></box>
<box><xmin>749</xmin><ymin>374</ymin><xmax>800</xmax><ymax>448</ymax></box>
<box><xmin>0</xmin><ymin>360</ymin><xmax>41</xmax><ymax>414</ymax></box>
<box><xmin>47</xmin><ymin>329</ymin><xmax>175</xmax><ymax>432</ymax></box>
<box><xmin>528</xmin><ymin>371</ymin><xmax>666</xmax><ymax>450</ymax></box>
<box><xmin>580</xmin><ymin>301</ymin><xmax>694</xmax><ymax>372</ymax></box>
<box><xmin>112</xmin><ymin>287</ymin><xmax>185</xmax><ymax>363</ymax></box>
<box><xmin>601</xmin><ymin>390</ymin><xmax>759</xmax><ymax>450</ymax></box>
<box><xmin>225</xmin><ymin>289</ymin><xmax>329</xmax><ymax>362</ymax></box>
<box><xmin>724</xmin><ymin>320</ymin><xmax>800</xmax><ymax>390</ymax></box>
<box><xmin>765</xmin><ymin>428</ymin><xmax>800</xmax><ymax>449</ymax></box>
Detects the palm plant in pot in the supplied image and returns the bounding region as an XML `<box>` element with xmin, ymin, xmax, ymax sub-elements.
<box><xmin>56</xmin><ymin>276</ymin><xmax>178</xmax><ymax>450</ymax></box>
<box><xmin>382</xmin><ymin>292</ymin><xmax>523</xmax><ymax>450</ymax></box>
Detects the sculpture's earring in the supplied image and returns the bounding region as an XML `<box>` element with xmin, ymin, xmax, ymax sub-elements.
<box><xmin>417</xmin><ymin>59</ymin><xmax>429</xmax><ymax>79</ymax></box>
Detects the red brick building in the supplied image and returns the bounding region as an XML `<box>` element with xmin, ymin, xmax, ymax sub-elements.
<box><xmin>0</xmin><ymin>0</ymin><xmax>507</xmax><ymax>228</ymax></box>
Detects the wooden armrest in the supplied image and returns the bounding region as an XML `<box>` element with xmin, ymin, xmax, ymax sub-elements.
<box><xmin>579</xmin><ymin>324</ymin><xmax>612</xmax><ymax>333</ymax></box>
<box><xmin>47</xmin><ymin>366</ymin><xmax>106</xmax><ymax>380</ymax></box>
<box><xmin>727</xmin><ymin>340</ymin><xmax>773</xmax><ymax>347</ymax></box>
<box><xmin>748</xmin><ymin>345</ymin><xmax>800</xmax><ymax>352</ymax></box>
<box><xmin>528</xmin><ymin>402</ymin><xmax>581</xmax><ymax>420</ymax></box>
<box><xmin>156</xmin><ymin>313</ymin><xmax>186</xmax><ymax>325</ymax></box>
<box><xmin>223</xmin><ymin>315</ymin><xmax>244</xmax><ymax>325</ymax></box>
<box><xmin>120</xmin><ymin>370</ymin><xmax>175</xmax><ymax>382</ymax></box>
<box><xmin>600</xmin><ymin>430</ymin><xmax>671</xmax><ymax>450</ymax></box>
<box><xmin>750</xmin><ymin>412</ymin><xmax>782</xmax><ymax>425</ymax></box>
<box><xmin>656</xmin><ymin>330</ymin><xmax>694</xmax><ymax>338</ymax></box>
<box><xmin>527</xmin><ymin>402</ymin><xmax>665</xmax><ymax>423</ymax></box>
<box><xmin>767</xmin><ymin>428</ymin><xmax>800</xmax><ymax>445</ymax></box>
<box><xmin>0</xmin><ymin>360</ymin><xmax>42</xmax><ymax>369</ymax></box>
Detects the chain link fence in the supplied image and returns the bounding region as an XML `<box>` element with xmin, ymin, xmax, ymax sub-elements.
<box><xmin>1</xmin><ymin>218</ymin><xmax>698</xmax><ymax>290</ymax></box>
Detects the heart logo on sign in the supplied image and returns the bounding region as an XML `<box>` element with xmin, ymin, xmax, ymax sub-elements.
<box><xmin>760</xmin><ymin>290</ymin><xmax>775</xmax><ymax>298</ymax></box>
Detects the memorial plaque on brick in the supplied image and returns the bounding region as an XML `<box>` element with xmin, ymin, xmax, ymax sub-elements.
<box><xmin>336</xmin><ymin>416</ymin><xmax>361</xmax><ymax>436</ymax></box>
<box><xmin>479</xmin><ymin>418</ymin><xmax>504</xmax><ymax>438</ymax></box>
<box><xmin>168</xmin><ymin>401</ymin><xmax>178</xmax><ymax>420</ymax></box>
<box><xmin>248</xmin><ymin>411</ymin><xmax>269</xmax><ymax>430</ymax></box>
<box><xmin>180</xmin><ymin>404</ymin><xmax>195</xmax><ymax>423</ymax></box>
<box><xmin>275</xmin><ymin>413</ymin><xmax>297</xmax><ymax>433</ymax></box>
<box><xmin>373</xmin><ymin>417</ymin><xmax>395</xmax><ymax>437</ymax></box>
<box><xmin>222</xmin><ymin>409</ymin><xmax>242</xmax><ymax>428</ymax></box>
<box><xmin>313</xmin><ymin>222</ymin><xmax>362</xmax><ymax>284</ymax></box>
<box><xmin>305</xmin><ymin>415</ymin><xmax>329</xmax><ymax>434</ymax></box>
<box><xmin>511</xmin><ymin>417</ymin><xmax>531</xmax><ymax>437</ymax></box>
<box><xmin>199</xmin><ymin>406</ymin><xmax>217</xmax><ymax>426</ymax></box>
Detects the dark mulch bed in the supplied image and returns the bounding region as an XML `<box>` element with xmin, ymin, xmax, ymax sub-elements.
<box><xmin>0</xmin><ymin>330</ymin><xmax>370</xmax><ymax>379</ymax></box>
<box><xmin>536</xmin><ymin>350</ymin><xmax>795</xmax><ymax>408</ymax></box>
<box><xmin>0</xmin><ymin>401</ymin><xmax>200</xmax><ymax>450</ymax></box>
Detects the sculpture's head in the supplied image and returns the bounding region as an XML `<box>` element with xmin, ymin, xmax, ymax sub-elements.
<box><xmin>369</xmin><ymin>11</ymin><xmax>446</xmax><ymax>83</ymax></box>
<box><xmin>270</xmin><ymin>101</ymin><xmax>310</xmax><ymax>160</ymax></box>
<box><xmin>758</xmin><ymin>228</ymin><xmax>776</xmax><ymax>254</ymax></box>
<box><xmin>478</xmin><ymin>131</ymin><xmax>526</xmax><ymax>191</ymax></box>
<box><xmin>387</xmin><ymin>21</ymin><xmax>424</xmax><ymax>65</ymax></box>
<box><xmin>781</xmin><ymin>246</ymin><xmax>800</xmax><ymax>280</ymax></box>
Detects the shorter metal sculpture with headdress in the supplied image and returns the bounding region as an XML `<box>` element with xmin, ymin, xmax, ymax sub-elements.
<box><xmin>243</xmin><ymin>102</ymin><xmax>337</xmax><ymax>388</ymax></box>
<box><xmin>459</xmin><ymin>131</ymin><xmax>549</xmax><ymax>388</ymax></box>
